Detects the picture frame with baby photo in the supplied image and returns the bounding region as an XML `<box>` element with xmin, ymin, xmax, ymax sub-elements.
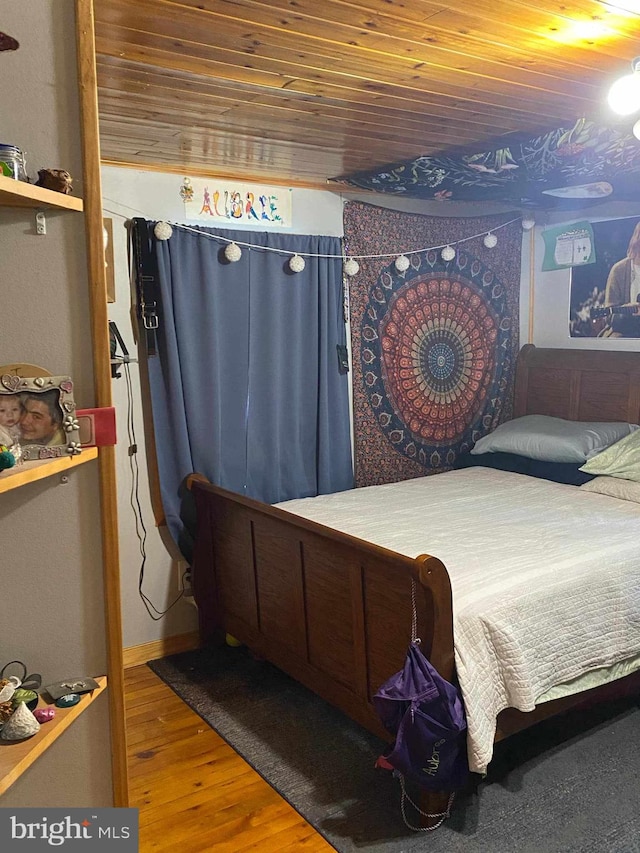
<box><xmin>0</xmin><ymin>374</ymin><xmax>81</xmax><ymax>461</ymax></box>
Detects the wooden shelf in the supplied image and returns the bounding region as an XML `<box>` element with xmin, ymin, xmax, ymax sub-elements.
<box><xmin>0</xmin><ymin>676</ymin><xmax>107</xmax><ymax>796</ymax></box>
<box><xmin>0</xmin><ymin>174</ymin><xmax>83</xmax><ymax>212</ymax></box>
<box><xmin>0</xmin><ymin>447</ymin><xmax>98</xmax><ymax>494</ymax></box>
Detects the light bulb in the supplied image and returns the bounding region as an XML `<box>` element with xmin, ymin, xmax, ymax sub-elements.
<box><xmin>395</xmin><ymin>254</ymin><xmax>410</xmax><ymax>272</ymax></box>
<box><xmin>289</xmin><ymin>254</ymin><xmax>306</xmax><ymax>273</ymax></box>
<box><xmin>607</xmin><ymin>60</ymin><xmax>640</xmax><ymax>116</ymax></box>
<box><xmin>603</xmin><ymin>1</ymin><xmax>640</xmax><ymax>11</ymax></box>
<box><xmin>521</xmin><ymin>216</ymin><xmax>536</xmax><ymax>231</ymax></box>
<box><xmin>224</xmin><ymin>242</ymin><xmax>242</xmax><ymax>262</ymax></box>
<box><xmin>343</xmin><ymin>257</ymin><xmax>360</xmax><ymax>276</ymax></box>
<box><xmin>153</xmin><ymin>221</ymin><xmax>173</xmax><ymax>241</ymax></box>
<box><xmin>441</xmin><ymin>245</ymin><xmax>456</xmax><ymax>262</ymax></box>
<box><xmin>633</xmin><ymin>118</ymin><xmax>640</xmax><ymax>141</ymax></box>
<box><xmin>483</xmin><ymin>232</ymin><xmax>498</xmax><ymax>249</ymax></box>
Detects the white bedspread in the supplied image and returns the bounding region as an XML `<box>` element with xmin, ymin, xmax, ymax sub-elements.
<box><xmin>276</xmin><ymin>468</ymin><xmax>640</xmax><ymax>774</ymax></box>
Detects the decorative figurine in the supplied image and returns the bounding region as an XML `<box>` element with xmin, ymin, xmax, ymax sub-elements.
<box><xmin>0</xmin><ymin>679</ymin><xmax>15</xmax><ymax>727</ymax></box>
<box><xmin>0</xmin><ymin>701</ymin><xmax>40</xmax><ymax>741</ymax></box>
<box><xmin>34</xmin><ymin>168</ymin><xmax>73</xmax><ymax>195</ymax></box>
<box><xmin>12</xmin><ymin>688</ymin><xmax>38</xmax><ymax>711</ymax></box>
<box><xmin>34</xmin><ymin>707</ymin><xmax>55</xmax><ymax>724</ymax></box>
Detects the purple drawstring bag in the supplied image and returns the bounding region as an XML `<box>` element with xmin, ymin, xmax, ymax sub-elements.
<box><xmin>373</xmin><ymin>642</ymin><xmax>468</xmax><ymax>793</ymax></box>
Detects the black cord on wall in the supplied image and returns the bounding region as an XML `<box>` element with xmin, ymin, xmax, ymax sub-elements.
<box><xmin>122</xmin><ymin>359</ymin><xmax>186</xmax><ymax>620</ymax></box>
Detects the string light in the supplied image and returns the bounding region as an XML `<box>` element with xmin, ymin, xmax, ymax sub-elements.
<box><xmin>224</xmin><ymin>242</ymin><xmax>242</xmax><ymax>262</ymax></box>
<box><xmin>153</xmin><ymin>221</ymin><xmax>173</xmax><ymax>240</ymax></box>
<box><xmin>343</xmin><ymin>257</ymin><xmax>360</xmax><ymax>276</ymax></box>
<box><xmin>289</xmin><ymin>254</ymin><xmax>306</xmax><ymax>273</ymax></box>
<box><xmin>103</xmin><ymin>201</ymin><xmax>524</xmax><ymax>280</ymax></box>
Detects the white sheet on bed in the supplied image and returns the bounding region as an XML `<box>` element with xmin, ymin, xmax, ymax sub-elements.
<box><xmin>276</xmin><ymin>468</ymin><xmax>640</xmax><ymax>775</ymax></box>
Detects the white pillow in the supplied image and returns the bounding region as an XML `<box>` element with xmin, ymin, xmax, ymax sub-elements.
<box><xmin>579</xmin><ymin>428</ymin><xmax>640</xmax><ymax>482</ymax></box>
<box><xmin>580</xmin><ymin>476</ymin><xmax>640</xmax><ymax>503</ymax></box>
<box><xmin>470</xmin><ymin>415</ymin><xmax>638</xmax><ymax>464</ymax></box>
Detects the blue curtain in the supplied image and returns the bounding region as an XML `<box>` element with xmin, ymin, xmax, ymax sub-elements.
<box><xmin>136</xmin><ymin>222</ymin><xmax>353</xmax><ymax>552</ymax></box>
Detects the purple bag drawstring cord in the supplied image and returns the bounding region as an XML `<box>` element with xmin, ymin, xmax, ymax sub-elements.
<box><xmin>411</xmin><ymin>578</ymin><xmax>421</xmax><ymax>645</ymax></box>
<box><xmin>398</xmin><ymin>775</ymin><xmax>456</xmax><ymax>832</ymax></box>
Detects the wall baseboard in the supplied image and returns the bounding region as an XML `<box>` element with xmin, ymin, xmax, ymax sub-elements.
<box><xmin>123</xmin><ymin>631</ymin><xmax>201</xmax><ymax>668</ymax></box>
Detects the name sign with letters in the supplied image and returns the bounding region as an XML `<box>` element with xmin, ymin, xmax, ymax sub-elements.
<box><xmin>180</xmin><ymin>176</ymin><xmax>292</xmax><ymax>227</ymax></box>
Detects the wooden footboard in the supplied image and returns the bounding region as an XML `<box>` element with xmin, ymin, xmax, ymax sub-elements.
<box><xmin>191</xmin><ymin>480</ymin><xmax>455</xmax><ymax>740</ymax></box>
<box><xmin>189</xmin><ymin>476</ymin><xmax>640</xmax><ymax>761</ymax></box>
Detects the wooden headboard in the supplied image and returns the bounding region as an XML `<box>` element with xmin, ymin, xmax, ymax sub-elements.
<box><xmin>514</xmin><ymin>344</ymin><xmax>640</xmax><ymax>425</ymax></box>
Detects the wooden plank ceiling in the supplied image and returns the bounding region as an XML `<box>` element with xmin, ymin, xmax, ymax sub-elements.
<box><xmin>94</xmin><ymin>0</ymin><xmax>640</xmax><ymax>190</ymax></box>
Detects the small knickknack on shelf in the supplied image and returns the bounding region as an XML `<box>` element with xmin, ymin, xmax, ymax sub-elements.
<box><xmin>0</xmin><ymin>374</ymin><xmax>81</xmax><ymax>461</ymax></box>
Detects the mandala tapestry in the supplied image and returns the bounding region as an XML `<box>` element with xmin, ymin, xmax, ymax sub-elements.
<box><xmin>344</xmin><ymin>201</ymin><xmax>522</xmax><ymax>487</ymax></box>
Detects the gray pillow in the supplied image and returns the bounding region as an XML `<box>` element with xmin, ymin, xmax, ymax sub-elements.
<box><xmin>470</xmin><ymin>415</ymin><xmax>638</xmax><ymax>464</ymax></box>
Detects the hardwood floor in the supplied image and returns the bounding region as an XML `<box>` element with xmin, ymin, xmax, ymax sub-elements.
<box><xmin>125</xmin><ymin>664</ymin><xmax>336</xmax><ymax>852</ymax></box>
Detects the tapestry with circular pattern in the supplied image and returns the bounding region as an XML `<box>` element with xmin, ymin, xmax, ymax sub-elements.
<box><xmin>344</xmin><ymin>201</ymin><xmax>522</xmax><ymax>487</ymax></box>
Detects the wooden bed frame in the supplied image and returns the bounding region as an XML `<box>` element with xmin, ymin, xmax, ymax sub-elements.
<box><xmin>190</xmin><ymin>344</ymin><xmax>640</xmax><ymax>820</ymax></box>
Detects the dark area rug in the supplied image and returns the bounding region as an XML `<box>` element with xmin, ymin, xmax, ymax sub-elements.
<box><xmin>148</xmin><ymin>645</ymin><xmax>640</xmax><ymax>853</ymax></box>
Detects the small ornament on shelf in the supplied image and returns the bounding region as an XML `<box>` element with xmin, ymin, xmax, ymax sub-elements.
<box><xmin>12</xmin><ymin>688</ymin><xmax>38</xmax><ymax>711</ymax></box>
<box><xmin>0</xmin><ymin>679</ymin><xmax>15</xmax><ymax>727</ymax></box>
<box><xmin>43</xmin><ymin>676</ymin><xmax>100</xmax><ymax>701</ymax></box>
<box><xmin>55</xmin><ymin>693</ymin><xmax>81</xmax><ymax>709</ymax></box>
<box><xmin>34</xmin><ymin>169</ymin><xmax>73</xmax><ymax>195</ymax></box>
<box><xmin>33</xmin><ymin>707</ymin><xmax>55</xmax><ymax>724</ymax></box>
<box><xmin>0</xmin><ymin>444</ymin><xmax>15</xmax><ymax>471</ymax></box>
<box><xmin>0</xmin><ymin>701</ymin><xmax>40</xmax><ymax>741</ymax></box>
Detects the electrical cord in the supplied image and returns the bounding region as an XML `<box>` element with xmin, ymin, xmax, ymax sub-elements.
<box><xmin>122</xmin><ymin>359</ymin><xmax>185</xmax><ymax>620</ymax></box>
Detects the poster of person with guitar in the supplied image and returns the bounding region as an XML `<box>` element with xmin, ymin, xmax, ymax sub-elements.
<box><xmin>570</xmin><ymin>216</ymin><xmax>640</xmax><ymax>338</ymax></box>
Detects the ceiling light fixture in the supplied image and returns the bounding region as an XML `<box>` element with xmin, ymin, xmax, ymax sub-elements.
<box><xmin>607</xmin><ymin>56</ymin><xmax>640</xmax><ymax>116</ymax></box>
<box><xmin>599</xmin><ymin>1</ymin><xmax>640</xmax><ymax>13</ymax></box>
